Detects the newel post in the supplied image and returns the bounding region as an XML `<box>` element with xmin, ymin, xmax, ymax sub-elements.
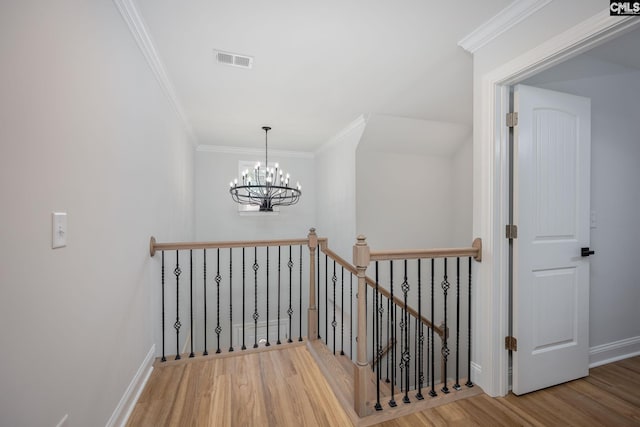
<box><xmin>307</xmin><ymin>228</ymin><xmax>318</xmax><ymax>341</ymax></box>
<box><xmin>353</xmin><ymin>235</ymin><xmax>370</xmax><ymax>417</ymax></box>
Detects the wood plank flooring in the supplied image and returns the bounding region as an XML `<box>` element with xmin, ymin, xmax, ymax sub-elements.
<box><xmin>126</xmin><ymin>344</ymin><xmax>352</xmax><ymax>427</ymax></box>
<box><xmin>374</xmin><ymin>356</ymin><xmax>640</xmax><ymax>427</ymax></box>
<box><xmin>127</xmin><ymin>348</ymin><xmax>640</xmax><ymax>427</ymax></box>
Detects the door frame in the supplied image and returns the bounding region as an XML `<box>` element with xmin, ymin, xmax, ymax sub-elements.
<box><xmin>477</xmin><ymin>10</ymin><xmax>639</xmax><ymax>397</ymax></box>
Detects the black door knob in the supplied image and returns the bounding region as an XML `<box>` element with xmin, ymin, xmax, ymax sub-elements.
<box><xmin>581</xmin><ymin>247</ymin><xmax>595</xmax><ymax>257</ymax></box>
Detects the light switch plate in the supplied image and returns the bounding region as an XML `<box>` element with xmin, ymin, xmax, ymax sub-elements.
<box><xmin>52</xmin><ymin>212</ymin><xmax>67</xmax><ymax>249</ymax></box>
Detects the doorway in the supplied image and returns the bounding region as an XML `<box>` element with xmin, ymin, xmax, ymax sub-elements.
<box><xmin>508</xmin><ymin>28</ymin><xmax>640</xmax><ymax>393</ymax></box>
<box><xmin>481</xmin><ymin>14</ymin><xmax>640</xmax><ymax>397</ymax></box>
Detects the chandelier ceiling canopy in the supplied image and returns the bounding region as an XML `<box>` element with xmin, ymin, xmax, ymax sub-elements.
<box><xmin>229</xmin><ymin>126</ymin><xmax>302</xmax><ymax>212</ymax></box>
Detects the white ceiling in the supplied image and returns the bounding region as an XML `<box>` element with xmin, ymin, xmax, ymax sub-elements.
<box><xmin>135</xmin><ymin>0</ymin><xmax>511</xmax><ymax>152</ymax></box>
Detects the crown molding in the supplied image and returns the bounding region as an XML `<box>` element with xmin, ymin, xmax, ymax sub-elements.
<box><xmin>196</xmin><ymin>145</ymin><xmax>314</xmax><ymax>159</ymax></box>
<box><xmin>113</xmin><ymin>0</ymin><xmax>198</xmax><ymax>145</ymax></box>
<box><xmin>458</xmin><ymin>0</ymin><xmax>553</xmax><ymax>54</ymax></box>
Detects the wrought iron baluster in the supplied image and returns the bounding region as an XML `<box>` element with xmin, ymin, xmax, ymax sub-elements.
<box><xmin>332</xmin><ymin>260</ymin><xmax>337</xmax><ymax>354</ymax></box>
<box><xmin>287</xmin><ymin>246</ymin><xmax>293</xmax><ymax>343</ymax></box>
<box><xmin>189</xmin><ymin>250</ymin><xmax>194</xmax><ymax>358</ymax></box>
<box><xmin>466</xmin><ymin>256</ymin><xmax>474</xmax><ymax>388</ymax></box>
<box><xmin>386</xmin><ymin>297</ymin><xmax>390</xmax><ymax>383</ymax></box>
<box><xmin>380</xmin><ymin>289</ymin><xmax>385</xmax><ymax>375</ymax></box>
<box><xmin>242</xmin><ymin>248</ymin><xmax>246</xmax><ymax>350</ymax></box>
<box><xmin>215</xmin><ymin>249</ymin><xmax>221</xmax><ymax>354</ymax></box>
<box><xmin>325</xmin><ymin>253</ymin><xmax>328</xmax><ymax>345</ymax></box>
<box><xmin>266</xmin><ymin>246</ymin><xmax>270</xmax><ymax>347</ymax></box>
<box><xmin>374</xmin><ymin>261</ymin><xmax>382</xmax><ymax>411</ymax></box>
<box><xmin>441</xmin><ymin>258</ymin><xmax>450</xmax><ymax>394</ymax></box>
<box><xmin>203</xmin><ymin>249</ymin><xmax>208</xmax><ymax>356</ymax></box>
<box><xmin>299</xmin><ymin>245</ymin><xmax>303</xmax><ymax>342</ymax></box>
<box><xmin>429</xmin><ymin>258</ymin><xmax>436</xmax><ymax>397</ymax></box>
<box><xmin>277</xmin><ymin>246</ymin><xmax>282</xmax><ymax>345</ymax></box>
<box><xmin>229</xmin><ymin>248</ymin><xmax>234</xmax><ymax>352</ymax></box>
<box><xmin>389</xmin><ymin>260</ymin><xmax>397</xmax><ymax>407</ymax></box>
<box><xmin>317</xmin><ymin>248</ymin><xmax>321</xmax><ymax>340</ymax></box>
<box><xmin>402</xmin><ymin>260</ymin><xmax>410</xmax><ymax>404</ymax></box>
<box><xmin>454</xmin><ymin>257</ymin><xmax>461</xmax><ymax>390</ymax></box>
<box><xmin>416</xmin><ymin>259</ymin><xmax>424</xmax><ymax>399</ymax></box>
<box><xmin>161</xmin><ymin>251</ymin><xmax>166</xmax><ymax>362</ymax></box>
<box><xmin>371</xmin><ymin>280</ymin><xmax>374</xmax><ymax>373</ymax></box>
<box><xmin>427</xmin><ymin>323</ymin><xmax>431</xmax><ymax>393</ymax></box>
<box><xmin>350</xmin><ymin>273</ymin><xmax>353</xmax><ymax>359</ymax></box>
<box><xmin>253</xmin><ymin>247</ymin><xmax>259</xmax><ymax>348</ymax></box>
<box><xmin>400</xmin><ymin>292</ymin><xmax>404</xmax><ymax>397</ymax></box>
<box><xmin>341</xmin><ymin>266</ymin><xmax>345</xmax><ymax>355</ymax></box>
<box><xmin>174</xmin><ymin>250</ymin><xmax>182</xmax><ymax>360</ymax></box>
<box><xmin>413</xmin><ymin>317</ymin><xmax>422</xmax><ymax>398</ymax></box>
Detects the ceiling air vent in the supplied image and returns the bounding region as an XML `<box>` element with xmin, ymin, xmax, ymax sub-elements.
<box><xmin>214</xmin><ymin>50</ymin><xmax>253</xmax><ymax>69</ymax></box>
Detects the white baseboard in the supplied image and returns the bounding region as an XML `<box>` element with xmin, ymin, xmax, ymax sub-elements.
<box><xmin>106</xmin><ymin>344</ymin><xmax>155</xmax><ymax>427</ymax></box>
<box><xmin>589</xmin><ymin>336</ymin><xmax>640</xmax><ymax>368</ymax></box>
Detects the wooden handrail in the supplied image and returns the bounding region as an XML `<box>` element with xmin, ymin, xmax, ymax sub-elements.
<box><xmin>149</xmin><ymin>236</ymin><xmax>328</xmax><ymax>257</ymax></box>
<box><xmin>369</xmin><ymin>238</ymin><xmax>482</xmax><ymax>262</ymax></box>
<box><xmin>319</xmin><ymin>242</ymin><xmax>445</xmax><ymax>338</ymax></box>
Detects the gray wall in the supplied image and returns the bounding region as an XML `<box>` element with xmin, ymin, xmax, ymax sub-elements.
<box><xmin>0</xmin><ymin>1</ymin><xmax>195</xmax><ymax>426</ymax></box>
<box><xmin>524</xmin><ymin>56</ymin><xmax>640</xmax><ymax>362</ymax></box>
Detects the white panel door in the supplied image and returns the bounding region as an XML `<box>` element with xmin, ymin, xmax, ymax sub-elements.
<box><xmin>513</xmin><ymin>84</ymin><xmax>591</xmax><ymax>395</ymax></box>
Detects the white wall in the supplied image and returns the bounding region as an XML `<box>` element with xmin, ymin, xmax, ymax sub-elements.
<box><xmin>0</xmin><ymin>2</ymin><xmax>194</xmax><ymax>426</ymax></box>
<box><xmin>195</xmin><ymin>148</ymin><xmax>316</xmax><ymax>241</ymax></box>
<box><xmin>523</xmin><ymin>57</ymin><xmax>640</xmax><ymax>358</ymax></box>
<box><xmin>356</xmin><ymin>150</ymin><xmax>454</xmax><ymax>249</ymax></box>
<box><xmin>450</xmin><ymin>139</ymin><xmax>473</xmax><ymax>247</ymax></box>
<box><xmin>315</xmin><ymin>118</ymin><xmax>365</xmax><ymax>259</ymax></box>
<box><xmin>356</xmin><ymin>139</ymin><xmax>473</xmax><ymax>251</ymax></box>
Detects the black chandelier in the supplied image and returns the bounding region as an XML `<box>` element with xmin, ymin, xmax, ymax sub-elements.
<box><xmin>229</xmin><ymin>126</ymin><xmax>302</xmax><ymax>212</ymax></box>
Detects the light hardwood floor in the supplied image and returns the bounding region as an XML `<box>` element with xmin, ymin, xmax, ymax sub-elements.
<box><xmin>374</xmin><ymin>356</ymin><xmax>640</xmax><ymax>427</ymax></box>
<box><xmin>127</xmin><ymin>346</ymin><xmax>640</xmax><ymax>427</ymax></box>
<box><xmin>127</xmin><ymin>343</ymin><xmax>352</xmax><ymax>427</ymax></box>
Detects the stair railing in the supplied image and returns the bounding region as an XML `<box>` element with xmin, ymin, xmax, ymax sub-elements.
<box><xmin>352</xmin><ymin>235</ymin><xmax>482</xmax><ymax>417</ymax></box>
<box><xmin>149</xmin><ymin>229</ymin><xmax>325</xmax><ymax>362</ymax></box>
<box><xmin>149</xmin><ymin>229</ymin><xmax>482</xmax><ymax>420</ymax></box>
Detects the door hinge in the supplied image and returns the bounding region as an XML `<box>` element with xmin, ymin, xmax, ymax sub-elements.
<box><xmin>505</xmin><ymin>336</ymin><xmax>518</xmax><ymax>351</ymax></box>
<box><xmin>506</xmin><ymin>112</ymin><xmax>518</xmax><ymax>128</ymax></box>
<box><xmin>506</xmin><ymin>224</ymin><xmax>518</xmax><ymax>239</ymax></box>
